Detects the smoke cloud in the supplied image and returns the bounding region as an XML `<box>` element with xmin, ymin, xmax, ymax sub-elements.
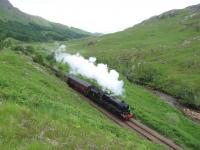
<box><xmin>55</xmin><ymin>45</ymin><xmax>124</xmax><ymax>96</ymax></box>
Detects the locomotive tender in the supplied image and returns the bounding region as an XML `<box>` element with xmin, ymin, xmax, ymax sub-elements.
<box><xmin>67</xmin><ymin>75</ymin><xmax>133</xmax><ymax>120</ymax></box>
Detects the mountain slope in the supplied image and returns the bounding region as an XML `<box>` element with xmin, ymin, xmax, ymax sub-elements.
<box><xmin>21</xmin><ymin>39</ymin><xmax>200</xmax><ymax>150</ymax></box>
<box><xmin>0</xmin><ymin>0</ymin><xmax>91</xmax><ymax>41</ymax></box>
<box><xmin>0</xmin><ymin>49</ymin><xmax>165</xmax><ymax>150</ymax></box>
<box><xmin>2</xmin><ymin>43</ymin><xmax>200</xmax><ymax>150</ymax></box>
<box><xmin>65</xmin><ymin>4</ymin><xmax>200</xmax><ymax>108</ymax></box>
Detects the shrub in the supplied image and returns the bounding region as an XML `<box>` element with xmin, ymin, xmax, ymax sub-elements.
<box><xmin>129</xmin><ymin>62</ymin><xmax>162</xmax><ymax>84</ymax></box>
<box><xmin>25</xmin><ymin>45</ymin><xmax>35</xmax><ymax>54</ymax></box>
<box><xmin>161</xmin><ymin>77</ymin><xmax>200</xmax><ymax>109</ymax></box>
<box><xmin>1</xmin><ymin>38</ymin><xmax>20</xmax><ymax>48</ymax></box>
<box><xmin>33</xmin><ymin>54</ymin><xmax>44</xmax><ymax>65</ymax></box>
<box><xmin>46</xmin><ymin>52</ymin><xmax>55</xmax><ymax>61</ymax></box>
<box><xmin>12</xmin><ymin>45</ymin><xmax>25</xmax><ymax>52</ymax></box>
<box><xmin>176</xmin><ymin>85</ymin><xmax>200</xmax><ymax>108</ymax></box>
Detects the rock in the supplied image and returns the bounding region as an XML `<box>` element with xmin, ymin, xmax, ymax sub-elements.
<box><xmin>157</xmin><ymin>10</ymin><xmax>178</xmax><ymax>19</ymax></box>
<box><xmin>186</xmin><ymin>4</ymin><xmax>200</xmax><ymax>13</ymax></box>
<box><xmin>0</xmin><ymin>0</ymin><xmax>13</xmax><ymax>9</ymax></box>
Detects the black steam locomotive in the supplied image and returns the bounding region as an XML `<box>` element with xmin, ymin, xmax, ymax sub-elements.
<box><xmin>67</xmin><ymin>75</ymin><xmax>133</xmax><ymax>120</ymax></box>
<box><xmin>48</xmin><ymin>66</ymin><xmax>133</xmax><ymax>120</ymax></box>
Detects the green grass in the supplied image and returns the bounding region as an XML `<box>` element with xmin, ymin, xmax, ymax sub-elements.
<box><xmin>122</xmin><ymin>78</ymin><xmax>200</xmax><ymax>149</ymax></box>
<box><xmin>22</xmin><ymin>5</ymin><xmax>200</xmax><ymax>149</ymax></box>
<box><xmin>1</xmin><ymin>3</ymin><xmax>200</xmax><ymax>150</ymax></box>
<box><xmin>62</xmin><ymin>5</ymin><xmax>200</xmax><ymax>108</ymax></box>
<box><xmin>0</xmin><ymin>49</ymin><xmax>165</xmax><ymax>150</ymax></box>
<box><xmin>18</xmin><ymin>40</ymin><xmax>200</xmax><ymax>150</ymax></box>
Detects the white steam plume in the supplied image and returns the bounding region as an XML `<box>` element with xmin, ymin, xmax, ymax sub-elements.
<box><xmin>55</xmin><ymin>45</ymin><xmax>124</xmax><ymax>96</ymax></box>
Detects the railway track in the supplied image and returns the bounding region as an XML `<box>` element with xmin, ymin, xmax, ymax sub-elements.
<box><xmin>74</xmin><ymin>90</ymin><xmax>183</xmax><ymax>150</ymax></box>
<box><xmin>47</xmin><ymin>65</ymin><xmax>183</xmax><ymax>150</ymax></box>
<box><xmin>126</xmin><ymin>120</ymin><xmax>182</xmax><ymax>150</ymax></box>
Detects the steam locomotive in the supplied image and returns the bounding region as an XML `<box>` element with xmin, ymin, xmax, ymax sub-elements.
<box><xmin>49</xmin><ymin>66</ymin><xmax>133</xmax><ymax>120</ymax></box>
<box><xmin>67</xmin><ymin>75</ymin><xmax>133</xmax><ymax>120</ymax></box>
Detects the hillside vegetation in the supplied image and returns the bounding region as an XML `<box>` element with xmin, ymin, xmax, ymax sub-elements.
<box><xmin>6</xmin><ymin>41</ymin><xmax>200</xmax><ymax>150</ymax></box>
<box><xmin>64</xmin><ymin>4</ymin><xmax>200</xmax><ymax>109</ymax></box>
<box><xmin>0</xmin><ymin>0</ymin><xmax>91</xmax><ymax>41</ymax></box>
<box><xmin>0</xmin><ymin>49</ymin><xmax>167</xmax><ymax>150</ymax></box>
<box><xmin>1</xmin><ymin>1</ymin><xmax>200</xmax><ymax>150</ymax></box>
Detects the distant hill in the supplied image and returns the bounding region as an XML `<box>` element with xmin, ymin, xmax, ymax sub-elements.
<box><xmin>0</xmin><ymin>0</ymin><xmax>91</xmax><ymax>41</ymax></box>
<box><xmin>66</xmin><ymin>4</ymin><xmax>200</xmax><ymax>108</ymax></box>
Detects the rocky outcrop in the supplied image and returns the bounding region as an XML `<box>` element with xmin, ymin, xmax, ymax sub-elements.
<box><xmin>186</xmin><ymin>3</ymin><xmax>200</xmax><ymax>13</ymax></box>
<box><xmin>0</xmin><ymin>0</ymin><xmax>13</xmax><ymax>9</ymax></box>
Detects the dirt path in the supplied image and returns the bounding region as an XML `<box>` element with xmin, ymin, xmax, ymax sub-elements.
<box><xmin>147</xmin><ymin>88</ymin><xmax>200</xmax><ymax>123</ymax></box>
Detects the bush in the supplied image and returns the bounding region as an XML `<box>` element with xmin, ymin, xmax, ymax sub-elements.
<box><xmin>25</xmin><ymin>45</ymin><xmax>35</xmax><ymax>54</ymax></box>
<box><xmin>0</xmin><ymin>38</ymin><xmax>20</xmax><ymax>48</ymax></box>
<box><xmin>129</xmin><ymin>62</ymin><xmax>162</xmax><ymax>84</ymax></box>
<box><xmin>12</xmin><ymin>45</ymin><xmax>25</xmax><ymax>52</ymax></box>
<box><xmin>33</xmin><ymin>54</ymin><xmax>44</xmax><ymax>65</ymax></box>
<box><xmin>161</xmin><ymin>77</ymin><xmax>200</xmax><ymax>109</ymax></box>
<box><xmin>176</xmin><ymin>84</ymin><xmax>200</xmax><ymax>108</ymax></box>
<box><xmin>46</xmin><ymin>52</ymin><xmax>55</xmax><ymax>61</ymax></box>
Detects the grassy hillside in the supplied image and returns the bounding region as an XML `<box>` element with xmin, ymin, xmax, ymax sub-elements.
<box><xmin>0</xmin><ymin>49</ymin><xmax>167</xmax><ymax>150</ymax></box>
<box><xmin>1</xmin><ymin>2</ymin><xmax>200</xmax><ymax>149</ymax></box>
<box><xmin>9</xmin><ymin>42</ymin><xmax>200</xmax><ymax>150</ymax></box>
<box><xmin>0</xmin><ymin>0</ymin><xmax>91</xmax><ymax>41</ymax></box>
<box><xmin>64</xmin><ymin>4</ymin><xmax>200</xmax><ymax>109</ymax></box>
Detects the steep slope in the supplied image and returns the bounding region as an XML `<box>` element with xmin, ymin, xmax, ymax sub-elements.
<box><xmin>0</xmin><ymin>49</ymin><xmax>165</xmax><ymax>150</ymax></box>
<box><xmin>17</xmin><ymin>41</ymin><xmax>200</xmax><ymax>150</ymax></box>
<box><xmin>65</xmin><ymin>4</ymin><xmax>200</xmax><ymax>108</ymax></box>
<box><xmin>0</xmin><ymin>0</ymin><xmax>91</xmax><ymax>41</ymax></box>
